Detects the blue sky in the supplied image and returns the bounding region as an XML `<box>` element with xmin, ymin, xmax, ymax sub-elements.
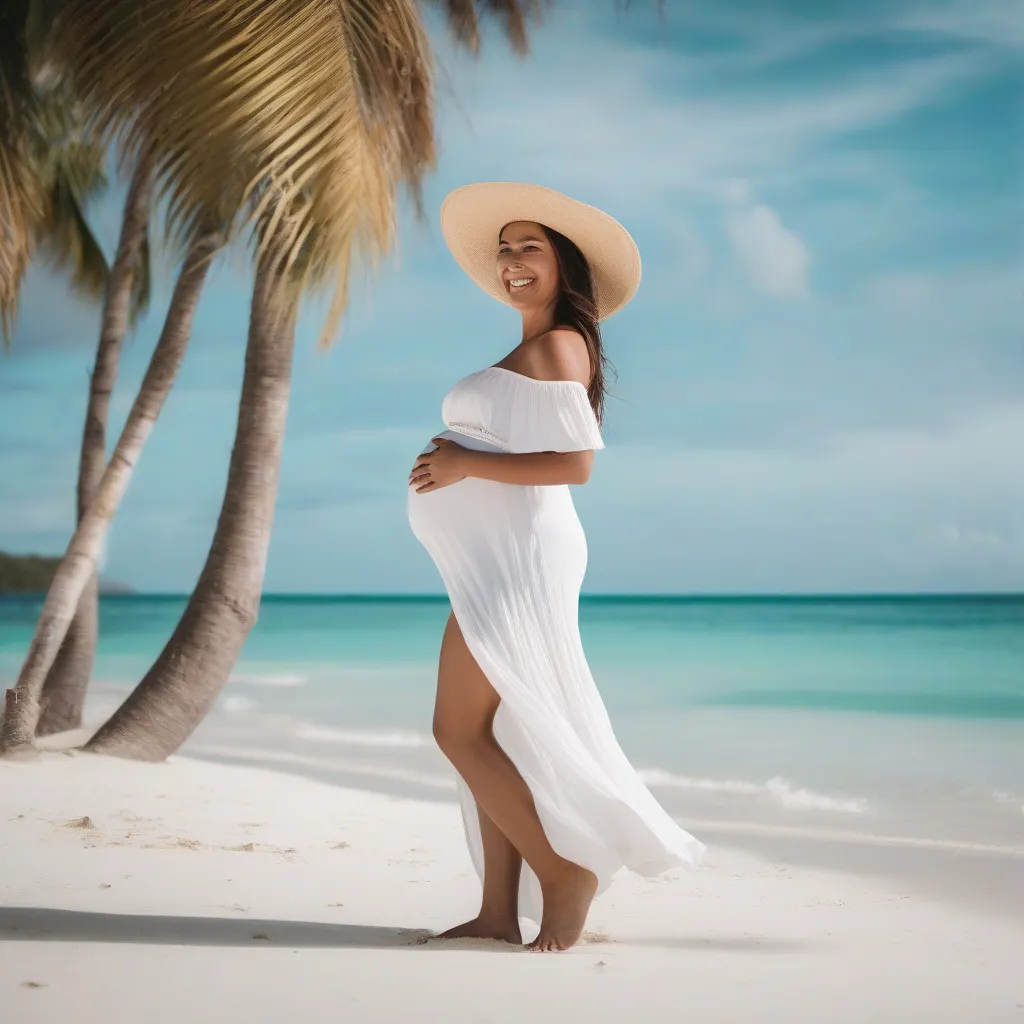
<box><xmin>2</xmin><ymin>0</ymin><xmax>1021</xmax><ymax>594</ymax></box>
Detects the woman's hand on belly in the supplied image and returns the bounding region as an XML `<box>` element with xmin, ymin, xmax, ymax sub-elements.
<box><xmin>409</xmin><ymin>436</ymin><xmax>470</xmax><ymax>493</ymax></box>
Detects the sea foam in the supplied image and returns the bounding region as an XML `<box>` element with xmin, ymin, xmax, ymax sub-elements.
<box><xmin>292</xmin><ymin>723</ymin><xmax>433</xmax><ymax>748</ymax></box>
<box><xmin>221</xmin><ymin>696</ymin><xmax>258</xmax><ymax>714</ymax></box>
<box><xmin>638</xmin><ymin>768</ymin><xmax>870</xmax><ymax>814</ymax></box>
<box><xmin>231</xmin><ymin>672</ymin><xmax>307</xmax><ymax>688</ymax></box>
<box><xmin>189</xmin><ymin>744</ymin><xmax>455</xmax><ymax>791</ymax></box>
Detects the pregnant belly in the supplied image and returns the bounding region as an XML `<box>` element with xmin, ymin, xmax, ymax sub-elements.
<box><xmin>407</xmin><ymin>430</ymin><xmax>585</xmax><ymax>585</ymax></box>
<box><xmin>407</xmin><ymin>429</ymin><xmax>505</xmax><ymax>538</ymax></box>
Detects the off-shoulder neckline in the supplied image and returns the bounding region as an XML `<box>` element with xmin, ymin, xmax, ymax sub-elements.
<box><xmin>481</xmin><ymin>365</ymin><xmax>589</xmax><ymax>392</ymax></box>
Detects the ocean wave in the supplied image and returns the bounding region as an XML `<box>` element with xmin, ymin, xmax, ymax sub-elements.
<box><xmin>221</xmin><ymin>696</ymin><xmax>258</xmax><ymax>714</ymax></box>
<box><xmin>992</xmin><ymin>790</ymin><xmax>1024</xmax><ymax>814</ymax></box>
<box><xmin>698</xmin><ymin>688</ymin><xmax>1024</xmax><ymax>720</ymax></box>
<box><xmin>638</xmin><ymin>768</ymin><xmax>870</xmax><ymax>814</ymax></box>
<box><xmin>188</xmin><ymin>745</ymin><xmax>455</xmax><ymax>791</ymax></box>
<box><xmin>231</xmin><ymin>672</ymin><xmax>307</xmax><ymax>688</ymax></box>
<box><xmin>293</xmin><ymin>723</ymin><xmax>432</xmax><ymax>748</ymax></box>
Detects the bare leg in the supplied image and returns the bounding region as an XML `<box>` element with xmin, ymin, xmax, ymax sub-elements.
<box><xmin>432</xmin><ymin>612</ymin><xmax>597</xmax><ymax>952</ymax></box>
<box><xmin>438</xmin><ymin>801</ymin><xmax>523</xmax><ymax>943</ymax></box>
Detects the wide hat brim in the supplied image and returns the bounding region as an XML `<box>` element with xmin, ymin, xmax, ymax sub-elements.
<box><xmin>440</xmin><ymin>182</ymin><xmax>641</xmax><ymax>322</ymax></box>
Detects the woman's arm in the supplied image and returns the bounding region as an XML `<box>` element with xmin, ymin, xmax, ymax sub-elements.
<box><xmin>409</xmin><ymin>438</ymin><xmax>593</xmax><ymax>493</ymax></box>
<box><xmin>464</xmin><ymin>447</ymin><xmax>593</xmax><ymax>486</ymax></box>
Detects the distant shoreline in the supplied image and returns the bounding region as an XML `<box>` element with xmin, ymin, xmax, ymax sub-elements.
<box><xmin>0</xmin><ymin>551</ymin><xmax>134</xmax><ymax>596</ymax></box>
<box><xmin>2</xmin><ymin>552</ymin><xmax>1019</xmax><ymax>601</ymax></box>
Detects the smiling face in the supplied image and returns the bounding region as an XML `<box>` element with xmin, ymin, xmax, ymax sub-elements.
<box><xmin>496</xmin><ymin>221</ymin><xmax>561</xmax><ymax>312</ymax></box>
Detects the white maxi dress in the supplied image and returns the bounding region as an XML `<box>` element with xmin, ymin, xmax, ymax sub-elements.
<box><xmin>408</xmin><ymin>365</ymin><xmax>705</xmax><ymax>923</ymax></box>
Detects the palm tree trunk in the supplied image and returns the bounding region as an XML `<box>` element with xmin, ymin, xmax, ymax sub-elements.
<box><xmin>84</xmin><ymin>252</ymin><xmax>297</xmax><ymax>761</ymax></box>
<box><xmin>35</xmin><ymin>154</ymin><xmax>154</xmax><ymax>738</ymax></box>
<box><xmin>0</xmin><ymin>231</ymin><xmax>221</xmax><ymax>754</ymax></box>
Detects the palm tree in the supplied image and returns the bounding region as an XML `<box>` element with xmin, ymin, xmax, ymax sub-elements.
<box><xmin>0</xmin><ymin>0</ymin><xmax>433</xmax><ymax>754</ymax></box>
<box><xmin>0</xmin><ymin>223</ymin><xmax>219</xmax><ymax>752</ymax></box>
<box><xmin>84</xmin><ymin>243</ymin><xmax>297</xmax><ymax>759</ymax></box>
<box><xmin>83</xmin><ymin>0</ymin><xmax>448</xmax><ymax>762</ymax></box>
<box><xmin>35</xmin><ymin>152</ymin><xmax>153</xmax><ymax>736</ymax></box>
<box><xmin>1</xmin><ymin>0</ymin><xmax>154</xmax><ymax>737</ymax></box>
<box><xmin>29</xmin><ymin>0</ymin><xmax>154</xmax><ymax>739</ymax></box>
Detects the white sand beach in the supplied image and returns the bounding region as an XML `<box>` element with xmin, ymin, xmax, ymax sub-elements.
<box><xmin>3</xmin><ymin>745</ymin><xmax>1023</xmax><ymax>1024</ymax></box>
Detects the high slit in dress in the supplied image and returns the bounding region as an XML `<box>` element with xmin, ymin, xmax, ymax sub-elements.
<box><xmin>407</xmin><ymin>365</ymin><xmax>705</xmax><ymax>923</ymax></box>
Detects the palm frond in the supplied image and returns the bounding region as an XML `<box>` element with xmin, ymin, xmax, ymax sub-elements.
<box><xmin>37</xmin><ymin>173</ymin><xmax>109</xmax><ymax>300</ymax></box>
<box><xmin>0</xmin><ymin>142</ymin><xmax>37</xmax><ymax>345</ymax></box>
<box><xmin>54</xmin><ymin>0</ymin><xmax>547</xmax><ymax>346</ymax></box>
<box><xmin>30</xmin><ymin>47</ymin><xmax>113</xmax><ymax>308</ymax></box>
<box><xmin>0</xmin><ymin>0</ymin><xmax>40</xmax><ymax>344</ymax></box>
<box><xmin>427</xmin><ymin>0</ymin><xmax>546</xmax><ymax>55</ymax></box>
<box><xmin>2</xmin><ymin>0</ymin><xmax>120</xmax><ymax>343</ymax></box>
<box><xmin>56</xmin><ymin>0</ymin><xmax>440</xmax><ymax>345</ymax></box>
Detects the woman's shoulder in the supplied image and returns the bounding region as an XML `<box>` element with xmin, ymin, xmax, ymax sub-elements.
<box><xmin>518</xmin><ymin>328</ymin><xmax>590</xmax><ymax>386</ymax></box>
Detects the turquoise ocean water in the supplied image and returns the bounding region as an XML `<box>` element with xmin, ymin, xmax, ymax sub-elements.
<box><xmin>2</xmin><ymin>594</ymin><xmax>1022</xmax><ymax>849</ymax></box>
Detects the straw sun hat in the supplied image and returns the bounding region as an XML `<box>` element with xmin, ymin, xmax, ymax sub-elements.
<box><xmin>440</xmin><ymin>182</ymin><xmax>641</xmax><ymax>322</ymax></box>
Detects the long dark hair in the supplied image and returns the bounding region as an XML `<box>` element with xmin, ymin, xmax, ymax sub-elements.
<box><xmin>541</xmin><ymin>224</ymin><xmax>614</xmax><ymax>425</ymax></box>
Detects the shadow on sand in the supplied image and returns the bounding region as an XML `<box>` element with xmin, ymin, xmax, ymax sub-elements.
<box><xmin>0</xmin><ymin>906</ymin><xmax>431</xmax><ymax>949</ymax></box>
<box><xmin>0</xmin><ymin>906</ymin><xmax>815</xmax><ymax>955</ymax></box>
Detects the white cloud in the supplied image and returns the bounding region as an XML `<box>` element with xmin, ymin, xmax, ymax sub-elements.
<box><xmin>722</xmin><ymin>180</ymin><xmax>810</xmax><ymax>299</ymax></box>
<box><xmin>935</xmin><ymin>522</ymin><xmax>1018</xmax><ymax>554</ymax></box>
<box><xmin>677</xmin><ymin>0</ymin><xmax>1024</xmax><ymax>65</ymax></box>
<box><xmin>719</xmin><ymin>178</ymin><xmax>752</xmax><ymax>206</ymax></box>
<box><xmin>725</xmin><ymin>202</ymin><xmax>809</xmax><ymax>298</ymax></box>
<box><xmin>895</xmin><ymin>0</ymin><xmax>1024</xmax><ymax>50</ymax></box>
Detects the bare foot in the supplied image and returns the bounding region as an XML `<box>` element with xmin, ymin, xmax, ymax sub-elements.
<box><xmin>528</xmin><ymin>863</ymin><xmax>599</xmax><ymax>952</ymax></box>
<box><xmin>436</xmin><ymin>915</ymin><xmax>522</xmax><ymax>944</ymax></box>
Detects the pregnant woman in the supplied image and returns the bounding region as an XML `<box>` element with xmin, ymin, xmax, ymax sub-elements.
<box><xmin>407</xmin><ymin>182</ymin><xmax>705</xmax><ymax>952</ymax></box>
